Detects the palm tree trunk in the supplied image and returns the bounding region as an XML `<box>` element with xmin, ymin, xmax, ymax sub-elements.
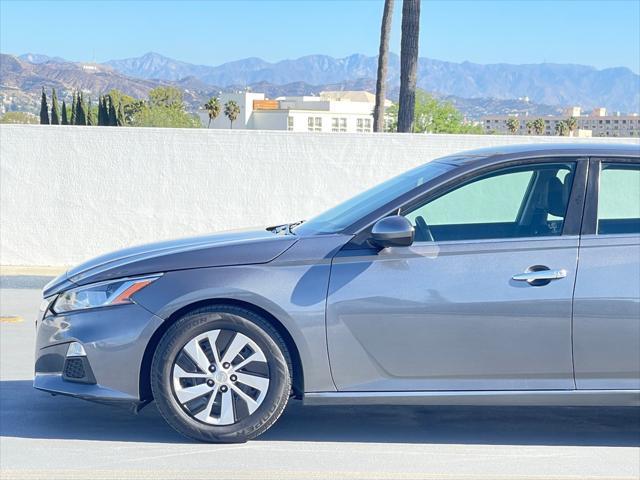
<box><xmin>397</xmin><ymin>0</ymin><xmax>421</xmax><ymax>133</ymax></box>
<box><xmin>373</xmin><ymin>0</ymin><xmax>394</xmax><ymax>133</ymax></box>
<box><xmin>208</xmin><ymin>117</ymin><xmax>212</xmax><ymax>128</ymax></box>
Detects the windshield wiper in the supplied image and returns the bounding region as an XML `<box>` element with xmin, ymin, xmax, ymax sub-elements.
<box><xmin>267</xmin><ymin>220</ymin><xmax>304</xmax><ymax>235</ymax></box>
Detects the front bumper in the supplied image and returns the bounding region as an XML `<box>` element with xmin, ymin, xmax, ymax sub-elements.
<box><xmin>34</xmin><ymin>301</ymin><xmax>164</xmax><ymax>405</ymax></box>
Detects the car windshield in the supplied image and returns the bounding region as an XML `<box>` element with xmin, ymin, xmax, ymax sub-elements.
<box><xmin>295</xmin><ymin>160</ymin><xmax>456</xmax><ymax>235</ymax></box>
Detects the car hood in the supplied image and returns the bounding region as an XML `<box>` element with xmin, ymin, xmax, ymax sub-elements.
<box><xmin>43</xmin><ymin>228</ymin><xmax>298</xmax><ymax>297</ymax></box>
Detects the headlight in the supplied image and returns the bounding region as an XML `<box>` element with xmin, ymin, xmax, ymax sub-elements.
<box><xmin>52</xmin><ymin>275</ymin><xmax>161</xmax><ymax>314</ymax></box>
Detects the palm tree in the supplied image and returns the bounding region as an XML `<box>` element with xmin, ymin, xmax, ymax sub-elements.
<box><xmin>204</xmin><ymin>97</ymin><xmax>221</xmax><ymax>128</ymax></box>
<box><xmin>565</xmin><ymin>116</ymin><xmax>578</xmax><ymax>136</ymax></box>
<box><xmin>533</xmin><ymin>118</ymin><xmax>545</xmax><ymax>135</ymax></box>
<box><xmin>506</xmin><ymin>118</ymin><xmax>519</xmax><ymax>134</ymax></box>
<box><xmin>525</xmin><ymin>120</ymin><xmax>534</xmax><ymax>135</ymax></box>
<box><xmin>224</xmin><ymin>100</ymin><xmax>240</xmax><ymax>129</ymax></box>
<box><xmin>397</xmin><ymin>0</ymin><xmax>421</xmax><ymax>133</ymax></box>
<box><xmin>555</xmin><ymin>120</ymin><xmax>568</xmax><ymax>136</ymax></box>
<box><xmin>373</xmin><ymin>0</ymin><xmax>394</xmax><ymax>132</ymax></box>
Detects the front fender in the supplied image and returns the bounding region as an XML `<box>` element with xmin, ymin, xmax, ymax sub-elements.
<box><xmin>133</xmin><ymin>262</ymin><xmax>336</xmax><ymax>392</ymax></box>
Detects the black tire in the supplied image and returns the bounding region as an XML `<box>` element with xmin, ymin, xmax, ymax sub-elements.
<box><xmin>151</xmin><ymin>305</ymin><xmax>292</xmax><ymax>443</ymax></box>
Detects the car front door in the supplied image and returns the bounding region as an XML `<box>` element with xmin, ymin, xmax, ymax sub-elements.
<box><xmin>326</xmin><ymin>158</ymin><xmax>585</xmax><ymax>392</ymax></box>
<box><xmin>573</xmin><ymin>158</ymin><xmax>640</xmax><ymax>389</ymax></box>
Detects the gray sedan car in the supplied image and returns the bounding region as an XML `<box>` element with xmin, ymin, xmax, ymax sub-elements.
<box><xmin>36</xmin><ymin>143</ymin><xmax>640</xmax><ymax>442</ymax></box>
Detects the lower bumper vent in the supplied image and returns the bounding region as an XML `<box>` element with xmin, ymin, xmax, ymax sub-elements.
<box><xmin>62</xmin><ymin>356</ymin><xmax>96</xmax><ymax>384</ymax></box>
<box><xmin>64</xmin><ymin>358</ymin><xmax>86</xmax><ymax>379</ymax></box>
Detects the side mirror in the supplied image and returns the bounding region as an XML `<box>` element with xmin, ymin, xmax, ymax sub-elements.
<box><xmin>370</xmin><ymin>215</ymin><xmax>415</xmax><ymax>248</ymax></box>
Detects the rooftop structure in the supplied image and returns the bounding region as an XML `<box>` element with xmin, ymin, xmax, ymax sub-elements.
<box><xmin>204</xmin><ymin>91</ymin><xmax>392</xmax><ymax>133</ymax></box>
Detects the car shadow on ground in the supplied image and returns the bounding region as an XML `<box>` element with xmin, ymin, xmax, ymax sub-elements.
<box><xmin>1</xmin><ymin>380</ymin><xmax>638</xmax><ymax>446</ymax></box>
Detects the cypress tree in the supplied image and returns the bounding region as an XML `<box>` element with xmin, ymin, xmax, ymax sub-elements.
<box><xmin>70</xmin><ymin>92</ymin><xmax>77</xmax><ymax>125</ymax></box>
<box><xmin>99</xmin><ymin>96</ymin><xmax>107</xmax><ymax>126</ymax></box>
<box><xmin>76</xmin><ymin>92</ymin><xmax>86</xmax><ymax>125</ymax></box>
<box><xmin>108</xmin><ymin>95</ymin><xmax>117</xmax><ymax>126</ymax></box>
<box><xmin>97</xmin><ymin>96</ymin><xmax>103</xmax><ymax>125</ymax></box>
<box><xmin>50</xmin><ymin>88</ymin><xmax>60</xmax><ymax>124</ymax></box>
<box><xmin>116</xmin><ymin>101</ymin><xmax>125</xmax><ymax>126</ymax></box>
<box><xmin>39</xmin><ymin>87</ymin><xmax>50</xmax><ymax>124</ymax></box>
<box><xmin>87</xmin><ymin>97</ymin><xmax>94</xmax><ymax>126</ymax></box>
<box><xmin>61</xmin><ymin>100</ymin><xmax>69</xmax><ymax>125</ymax></box>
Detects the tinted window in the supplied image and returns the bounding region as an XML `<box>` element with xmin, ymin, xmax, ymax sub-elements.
<box><xmin>597</xmin><ymin>164</ymin><xmax>640</xmax><ymax>235</ymax></box>
<box><xmin>403</xmin><ymin>163</ymin><xmax>575</xmax><ymax>242</ymax></box>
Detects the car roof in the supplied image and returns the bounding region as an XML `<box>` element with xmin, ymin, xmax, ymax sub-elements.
<box><xmin>434</xmin><ymin>142</ymin><xmax>640</xmax><ymax>167</ymax></box>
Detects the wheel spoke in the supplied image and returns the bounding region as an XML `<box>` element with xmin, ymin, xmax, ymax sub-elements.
<box><xmin>175</xmin><ymin>382</ymin><xmax>212</xmax><ymax>404</ymax></box>
<box><xmin>194</xmin><ymin>385</ymin><xmax>219</xmax><ymax>423</ymax></box>
<box><xmin>183</xmin><ymin>337</ymin><xmax>210</xmax><ymax>373</ymax></box>
<box><xmin>234</xmin><ymin>372</ymin><xmax>269</xmax><ymax>392</ymax></box>
<box><xmin>173</xmin><ymin>364</ymin><xmax>208</xmax><ymax>380</ymax></box>
<box><xmin>220</xmin><ymin>332</ymin><xmax>250</xmax><ymax>365</ymax></box>
<box><xmin>215</xmin><ymin>388</ymin><xmax>235</xmax><ymax>425</ymax></box>
<box><xmin>230</xmin><ymin>383</ymin><xmax>260</xmax><ymax>414</ymax></box>
<box><xmin>205</xmin><ymin>331</ymin><xmax>222</xmax><ymax>365</ymax></box>
<box><xmin>233</xmin><ymin>349</ymin><xmax>266</xmax><ymax>371</ymax></box>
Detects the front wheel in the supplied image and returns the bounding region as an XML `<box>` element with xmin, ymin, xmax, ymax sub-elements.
<box><xmin>151</xmin><ymin>305</ymin><xmax>292</xmax><ymax>443</ymax></box>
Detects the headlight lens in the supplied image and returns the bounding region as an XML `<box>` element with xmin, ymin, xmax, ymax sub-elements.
<box><xmin>52</xmin><ymin>275</ymin><xmax>161</xmax><ymax>314</ymax></box>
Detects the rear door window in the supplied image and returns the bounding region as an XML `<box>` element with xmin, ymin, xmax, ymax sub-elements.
<box><xmin>597</xmin><ymin>164</ymin><xmax>640</xmax><ymax>235</ymax></box>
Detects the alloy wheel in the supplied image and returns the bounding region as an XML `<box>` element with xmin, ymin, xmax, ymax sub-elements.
<box><xmin>171</xmin><ymin>329</ymin><xmax>270</xmax><ymax>425</ymax></box>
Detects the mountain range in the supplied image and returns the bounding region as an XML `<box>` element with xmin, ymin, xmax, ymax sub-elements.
<box><xmin>2</xmin><ymin>51</ymin><xmax>638</xmax><ymax>119</ymax></box>
<box><xmin>104</xmin><ymin>52</ymin><xmax>639</xmax><ymax>113</ymax></box>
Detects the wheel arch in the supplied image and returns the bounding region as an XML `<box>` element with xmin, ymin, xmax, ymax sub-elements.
<box><xmin>139</xmin><ymin>298</ymin><xmax>305</xmax><ymax>402</ymax></box>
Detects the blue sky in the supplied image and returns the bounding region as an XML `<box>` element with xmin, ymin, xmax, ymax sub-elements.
<box><xmin>1</xmin><ymin>0</ymin><xmax>639</xmax><ymax>72</ymax></box>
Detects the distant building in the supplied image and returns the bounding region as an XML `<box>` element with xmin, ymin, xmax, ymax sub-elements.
<box><xmin>205</xmin><ymin>91</ymin><xmax>392</xmax><ymax>133</ymax></box>
<box><xmin>482</xmin><ymin>106</ymin><xmax>640</xmax><ymax>137</ymax></box>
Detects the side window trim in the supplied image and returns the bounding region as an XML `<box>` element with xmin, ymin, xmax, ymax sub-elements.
<box><xmin>581</xmin><ymin>158</ymin><xmax>600</xmax><ymax>235</ymax></box>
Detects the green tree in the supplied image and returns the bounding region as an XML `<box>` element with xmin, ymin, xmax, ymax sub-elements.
<box><xmin>506</xmin><ymin>117</ymin><xmax>520</xmax><ymax>134</ymax></box>
<box><xmin>532</xmin><ymin>118</ymin><xmax>545</xmax><ymax>135</ymax></box>
<box><xmin>555</xmin><ymin>120</ymin><xmax>568</xmax><ymax>136</ymax></box>
<box><xmin>39</xmin><ymin>87</ymin><xmax>49</xmax><ymax>124</ymax></box>
<box><xmin>129</xmin><ymin>106</ymin><xmax>201</xmax><ymax>128</ymax></box>
<box><xmin>117</xmin><ymin>101</ymin><xmax>125</xmax><ymax>126</ymax></box>
<box><xmin>204</xmin><ymin>97</ymin><xmax>221</xmax><ymax>127</ymax></box>
<box><xmin>0</xmin><ymin>111</ymin><xmax>39</xmax><ymax>124</ymax></box>
<box><xmin>149</xmin><ymin>86</ymin><xmax>184</xmax><ymax>110</ymax></box>
<box><xmin>224</xmin><ymin>100</ymin><xmax>241</xmax><ymax>129</ymax></box>
<box><xmin>108</xmin><ymin>95</ymin><xmax>118</xmax><ymax>126</ymax></box>
<box><xmin>75</xmin><ymin>91</ymin><xmax>86</xmax><ymax>125</ymax></box>
<box><xmin>97</xmin><ymin>96</ymin><xmax>105</xmax><ymax>125</ymax></box>
<box><xmin>387</xmin><ymin>91</ymin><xmax>482</xmax><ymax>134</ymax></box>
<box><xmin>61</xmin><ymin>100</ymin><xmax>69</xmax><ymax>125</ymax></box>
<box><xmin>565</xmin><ymin>116</ymin><xmax>578</xmax><ymax>136</ymax></box>
<box><xmin>106</xmin><ymin>89</ymin><xmax>142</xmax><ymax>125</ymax></box>
<box><xmin>70</xmin><ymin>92</ymin><xmax>77</xmax><ymax>125</ymax></box>
<box><xmin>50</xmin><ymin>88</ymin><xmax>60</xmax><ymax>125</ymax></box>
<box><xmin>87</xmin><ymin>97</ymin><xmax>95</xmax><ymax>126</ymax></box>
<box><xmin>397</xmin><ymin>0</ymin><xmax>421</xmax><ymax>132</ymax></box>
<box><xmin>525</xmin><ymin>120</ymin><xmax>534</xmax><ymax>135</ymax></box>
<box><xmin>373</xmin><ymin>0</ymin><xmax>394</xmax><ymax>132</ymax></box>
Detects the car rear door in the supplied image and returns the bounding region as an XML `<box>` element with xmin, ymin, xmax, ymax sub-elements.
<box><xmin>326</xmin><ymin>158</ymin><xmax>587</xmax><ymax>392</ymax></box>
<box><xmin>573</xmin><ymin>157</ymin><xmax>640</xmax><ymax>390</ymax></box>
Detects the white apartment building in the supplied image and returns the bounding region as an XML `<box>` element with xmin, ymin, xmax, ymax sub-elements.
<box><xmin>204</xmin><ymin>91</ymin><xmax>392</xmax><ymax>133</ymax></box>
<box><xmin>482</xmin><ymin>107</ymin><xmax>640</xmax><ymax>137</ymax></box>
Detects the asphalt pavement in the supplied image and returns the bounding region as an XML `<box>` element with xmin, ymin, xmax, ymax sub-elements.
<box><xmin>1</xmin><ymin>280</ymin><xmax>639</xmax><ymax>479</ymax></box>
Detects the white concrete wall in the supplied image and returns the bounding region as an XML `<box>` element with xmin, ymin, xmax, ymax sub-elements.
<box><xmin>1</xmin><ymin>124</ymin><xmax>637</xmax><ymax>267</ymax></box>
